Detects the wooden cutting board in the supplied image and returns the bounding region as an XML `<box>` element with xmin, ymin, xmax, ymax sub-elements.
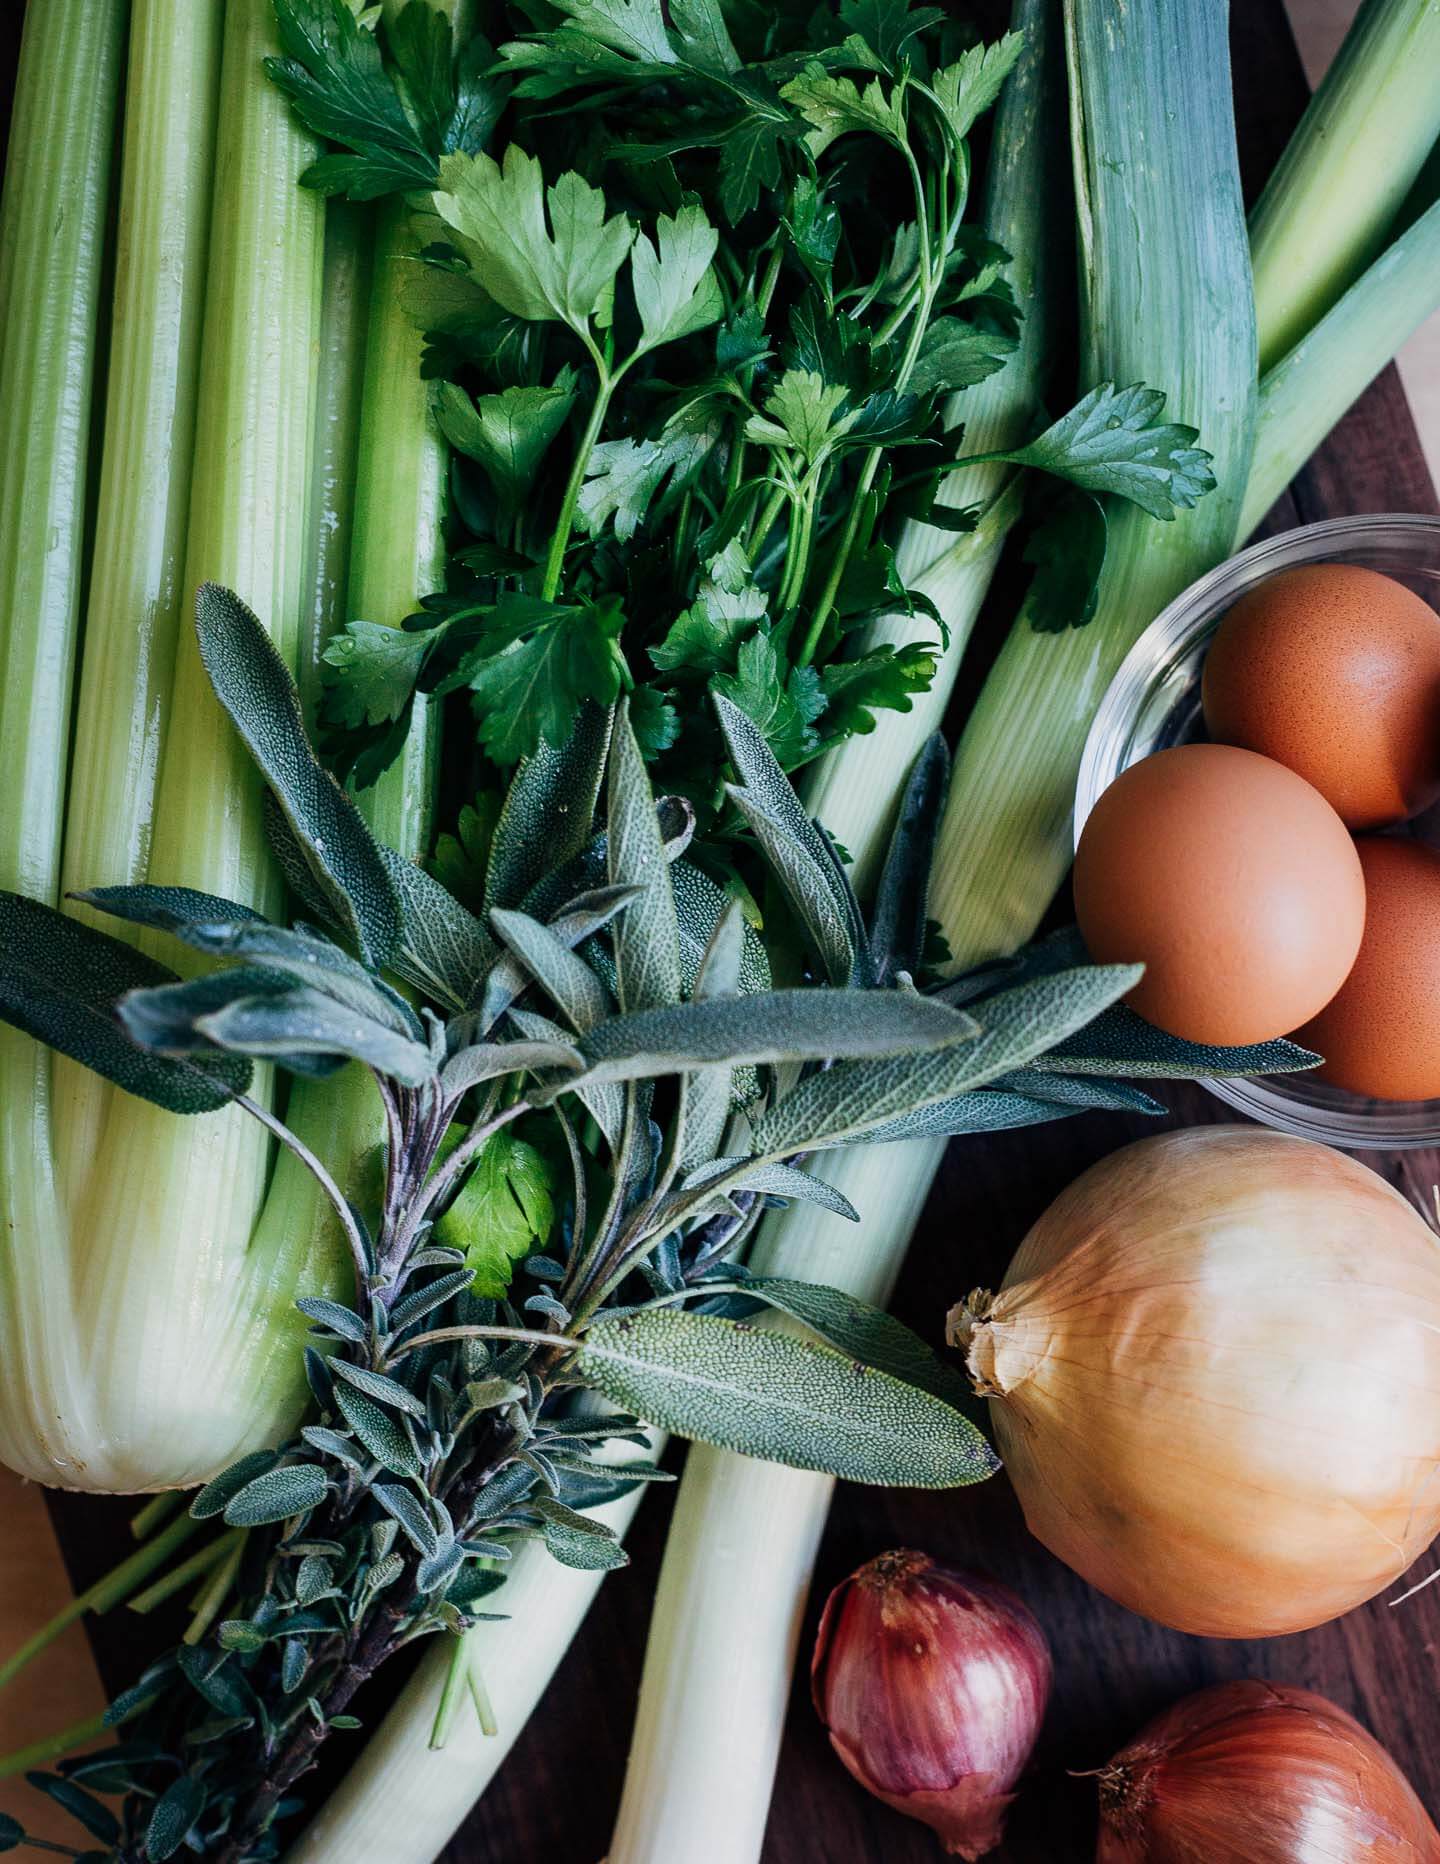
<box><xmin>6</xmin><ymin>1</ymin><xmax>1438</xmax><ymax>1859</ymax></box>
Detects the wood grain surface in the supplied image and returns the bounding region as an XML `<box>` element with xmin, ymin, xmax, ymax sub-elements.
<box><xmin>6</xmin><ymin>0</ymin><xmax>1439</xmax><ymax>1859</ymax></box>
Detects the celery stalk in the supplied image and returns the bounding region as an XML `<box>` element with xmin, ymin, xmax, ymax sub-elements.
<box><xmin>1248</xmin><ymin>0</ymin><xmax>1440</xmax><ymax>371</ymax></box>
<box><xmin>933</xmin><ymin>0</ymin><xmax>1257</xmax><ymax>973</ymax></box>
<box><xmin>0</xmin><ymin>0</ymin><xmax>136</xmax><ymax>1486</ymax></box>
<box><xmin>0</xmin><ymin>0</ymin><xmax>327</xmax><ymax>1491</ymax></box>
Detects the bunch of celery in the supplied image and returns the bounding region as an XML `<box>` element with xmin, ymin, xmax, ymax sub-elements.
<box><xmin>0</xmin><ymin>0</ymin><xmax>457</xmax><ymax>1493</ymax></box>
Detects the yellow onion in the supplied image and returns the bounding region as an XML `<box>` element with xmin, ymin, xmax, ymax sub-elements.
<box><xmin>1095</xmin><ymin>1680</ymin><xmax>1440</xmax><ymax>1862</ymax></box>
<box><xmin>810</xmin><ymin>1550</ymin><xmax>1051</xmax><ymax>1858</ymax></box>
<box><xmin>946</xmin><ymin>1127</ymin><xmax>1440</xmax><ymax>1637</ymax></box>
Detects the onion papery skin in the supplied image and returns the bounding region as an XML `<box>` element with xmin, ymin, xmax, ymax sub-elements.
<box><xmin>1095</xmin><ymin>1680</ymin><xmax>1440</xmax><ymax>1863</ymax></box>
<box><xmin>811</xmin><ymin>1551</ymin><xmax>1052</xmax><ymax>1859</ymax></box>
<box><xmin>952</xmin><ymin>1127</ymin><xmax>1440</xmax><ymax>1637</ymax></box>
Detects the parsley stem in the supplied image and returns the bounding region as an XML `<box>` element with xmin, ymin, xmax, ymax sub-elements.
<box><xmin>797</xmin><ymin>144</ymin><xmax>938</xmax><ymax>668</ymax></box>
<box><xmin>541</xmin><ymin>368</ymin><xmax>616</xmax><ymax>603</ymax></box>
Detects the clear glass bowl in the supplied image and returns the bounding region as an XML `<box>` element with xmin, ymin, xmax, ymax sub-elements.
<box><xmin>1075</xmin><ymin>513</ymin><xmax>1440</xmax><ymax>1150</ymax></box>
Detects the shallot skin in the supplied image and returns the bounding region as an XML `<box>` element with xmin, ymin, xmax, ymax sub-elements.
<box><xmin>812</xmin><ymin>1553</ymin><xmax>1051</xmax><ymax>1859</ymax></box>
<box><xmin>1096</xmin><ymin>1680</ymin><xmax>1440</xmax><ymax>1863</ymax></box>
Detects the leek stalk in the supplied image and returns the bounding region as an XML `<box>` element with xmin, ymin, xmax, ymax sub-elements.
<box><xmin>932</xmin><ymin>0</ymin><xmax>1257</xmax><ymax>973</ymax></box>
<box><xmin>606</xmin><ymin>6</ymin><xmax>1255</xmax><ymax>1860</ymax></box>
<box><xmin>1240</xmin><ymin>190</ymin><xmax>1440</xmax><ymax>536</ymax></box>
<box><xmin>1248</xmin><ymin>0</ymin><xmax>1440</xmax><ymax>372</ymax></box>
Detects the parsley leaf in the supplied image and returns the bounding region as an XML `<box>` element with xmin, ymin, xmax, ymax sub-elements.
<box><xmin>908</xmin><ymin>316</ymin><xmax>1017</xmax><ymax>396</ymax></box>
<box><xmin>744</xmin><ymin>370</ymin><xmax>856</xmax><ymax>464</ymax></box>
<box><xmin>434</xmin><ymin>148</ymin><xmax>635</xmax><ymax>335</ymax></box>
<box><xmin>996</xmin><ymin>381</ymin><xmax>1216</xmax><ymax>520</ymax></box>
<box><xmin>434</xmin><ymin>371</ymin><xmax>578</xmax><ymax>511</ymax></box>
<box><xmin>322</xmin><ymin>622</ymin><xmax>430</xmax><ymax>728</ymax></box>
<box><xmin>718</xmin><ymin>111</ymin><xmax>800</xmax><ymax>221</ymax></box>
<box><xmin>578</xmin><ymin>415</ymin><xmax>717</xmax><ymax>542</ymax></box>
<box><xmin>1023</xmin><ymin>488</ymin><xmax>1109</xmax><ymax>633</ymax></box>
<box><xmin>780</xmin><ymin>66</ymin><xmax>907</xmax><ymax>157</ymax></box>
<box><xmin>651</xmin><ymin>543</ymin><xmax>768</xmax><ymax>675</ymax></box>
<box><xmin>269</xmin><ymin>0</ymin><xmax>419</xmax><ymax>155</ymax></box>
<box><xmin>629</xmin><ymin>685</ymin><xmax>682</xmax><ymax>759</ymax></box>
<box><xmin>461</xmin><ymin>595</ymin><xmax>627</xmax><ymax>762</ymax></box>
<box><xmin>670</xmin><ymin>0</ymin><xmax>742</xmax><ymax>74</ymax></box>
<box><xmin>838</xmin><ymin>0</ymin><xmax>944</xmax><ymax>72</ymax></box>
<box><xmin>712</xmin><ymin>629</ymin><xmax>824</xmax><ymax>766</ymax></box>
<box><xmin>434</xmin><ymin>1129</ymin><xmax>557</xmax><ymax>1295</ymax></box>
<box><xmin>927</xmin><ymin>34</ymin><xmax>1024</xmax><ymax>146</ymax></box>
<box><xmin>631</xmin><ymin>204</ymin><xmax>724</xmax><ymax>354</ymax></box>
<box><xmin>430</xmin><ymin>796</ymin><xmax>500</xmax><ymax>906</ymax></box>
<box><xmin>817</xmin><ymin>641</ymin><xmax>937</xmax><ymax>738</ymax></box>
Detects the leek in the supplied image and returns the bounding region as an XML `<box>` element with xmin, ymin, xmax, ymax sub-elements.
<box><xmin>606</xmin><ymin>6</ymin><xmax>1255</xmax><ymax>1859</ymax></box>
<box><xmin>1248</xmin><ymin>0</ymin><xmax>1440</xmax><ymax>372</ymax></box>
<box><xmin>1241</xmin><ymin>189</ymin><xmax>1440</xmax><ymax>536</ymax></box>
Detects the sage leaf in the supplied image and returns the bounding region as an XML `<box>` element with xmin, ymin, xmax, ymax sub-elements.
<box><xmin>119</xmin><ymin>968</ymin><xmax>343</xmax><ymax>1082</ymax></box>
<box><xmin>489</xmin><ymin>908</ymin><xmax>612</xmax><ymax>1032</ymax></box>
<box><xmin>753</xmin><ymin>964</ymin><xmax>1141</xmax><ymax>1153</ymax></box>
<box><xmin>531</xmin><ymin>1495</ymin><xmax>629</xmax><ymax>1570</ymax></box>
<box><xmin>991</xmin><ymin>1069</ymin><xmax>1165</xmax><ymax>1113</ymax></box>
<box><xmin>0</xmin><ymin>892</ymin><xmax>249</xmax><ymax>1113</ymax></box>
<box><xmin>196</xmin><ymin>986</ymin><xmax>435</xmax><ymax>1086</ymax></box>
<box><xmin>378</xmin><ymin>847</ymin><xmax>495</xmax><ymax>1013</ymax></box>
<box><xmin>578</xmin><ymin>1310</ymin><xmax>995</xmax><ymax>1485</ymax></box>
<box><xmin>295</xmin><ymin>1298</ymin><xmax>368</xmax><ymax>1342</ymax></box>
<box><xmin>75</xmin><ymin>883</ymin><xmax>266</xmax><ymax>936</ymax></box>
<box><xmin>159</xmin><ymin>918</ymin><xmax>422</xmax><ymax>1038</ymax></box>
<box><xmin>28</xmin><ymin>1777</ymin><xmax>119</xmax><ymax>1845</ymax></box>
<box><xmin>486</xmin><ymin>704</ymin><xmax>612</xmax><ymax>911</ymax></box>
<box><xmin>373</xmin><ymin>1483</ymin><xmax>440</xmax><ymax>1556</ymax></box>
<box><xmin>329</xmin><ymin>1361</ymin><xmax>428</xmax><ymax>1418</ymax></box>
<box><xmin>145</xmin><ymin>1777</ymin><xmax>205</xmax><ymax>1862</ymax></box>
<box><xmin>746</xmin><ymin>1278</ymin><xmax>987</xmax><ymax>1426</ymax></box>
<box><xmin>1031</xmin><ymin>1005</ymin><xmax>1322</xmax><ymax>1079</ymax></box>
<box><xmin>547</xmin><ymin>987</ymin><xmax>977</xmax><ymax>1094</ymax></box>
<box><xmin>223</xmin><ymin>1464</ymin><xmax>329</xmax><ymax>1528</ymax></box>
<box><xmin>868</xmin><ymin>736</ymin><xmax>948</xmax><ymax>986</ymax></box>
<box><xmin>680</xmin><ymin>1158</ymin><xmax>858</xmax><ymax>1220</ymax></box>
<box><xmin>334</xmin><ymin>1386</ymin><xmax>424</xmax><ymax>1479</ymax></box>
<box><xmin>714</xmin><ymin>692</ymin><xmax>856</xmax><ymax>985</ymax></box>
<box><xmin>194</xmin><ymin>584</ymin><xmax>400</xmax><ymax>966</ymax></box>
<box><xmin>191</xmin><ymin>1450</ymin><xmax>281</xmax><ymax>1521</ymax></box>
<box><xmin>607</xmin><ymin>699</ymin><xmax>682</xmax><ymax>1011</ymax></box>
<box><xmin>440</xmin><ymin>1037</ymin><xmax>585</xmax><ymax>1099</ymax></box>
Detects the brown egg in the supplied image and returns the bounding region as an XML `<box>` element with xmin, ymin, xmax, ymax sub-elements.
<box><xmin>1074</xmin><ymin>744</ymin><xmax>1365</xmax><ymax>1046</ymax></box>
<box><xmin>1202</xmin><ymin>562</ymin><xmax>1440</xmax><ymax>829</ymax></box>
<box><xmin>1294</xmin><ymin>836</ymin><xmax>1440</xmax><ymax>1100</ymax></box>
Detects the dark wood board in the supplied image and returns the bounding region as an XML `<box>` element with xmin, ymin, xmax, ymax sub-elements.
<box><xmin>9</xmin><ymin>0</ymin><xmax>1439</xmax><ymax>1858</ymax></box>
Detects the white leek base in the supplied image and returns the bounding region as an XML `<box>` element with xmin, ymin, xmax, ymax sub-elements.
<box><xmin>608</xmin><ymin>1139</ymin><xmax>946</xmax><ymax>1864</ymax></box>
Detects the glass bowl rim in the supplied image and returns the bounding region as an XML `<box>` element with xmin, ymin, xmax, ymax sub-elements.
<box><xmin>1072</xmin><ymin>511</ymin><xmax>1440</xmax><ymax>1150</ymax></box>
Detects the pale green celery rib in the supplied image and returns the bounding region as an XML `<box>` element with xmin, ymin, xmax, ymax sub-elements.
<box><xmin>0</xmin><ymin>0</ymin><xmax>131</xmax><ymax>1487</ymax></box>
<box><xmin>0</xmin><ymin>0</ymin><xmax>325</xmax><ymax>1492</ymax></box>
<box><xmin>933</xmin><ymin>0</ymin><xmax>1257</xmax><ymax>975</ymax></box>
<box><xmin>800</xmin><ymin>0</ymin><xmax>1066</xmax><ymax>893</ymax></box>
<box><xmin>1248</xmin><ymin>0</ymin><xmax>1440</xmax><ymax>372</ymax></box>
<box><xmin>300</xmin><ymin>201</ymin><xmax>375</xmax><ymax>715</ymax></box>
<box><xmin>1240</xmin><ymin>192</ymin><xmax>1440</xmax><ymax>538</ymax></box>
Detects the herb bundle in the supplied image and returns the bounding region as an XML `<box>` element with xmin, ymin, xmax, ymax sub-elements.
<box><xmin>282</xmin><ymin>0</ymin><xmax>1213</xmax><ymax>816</ymax></box>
